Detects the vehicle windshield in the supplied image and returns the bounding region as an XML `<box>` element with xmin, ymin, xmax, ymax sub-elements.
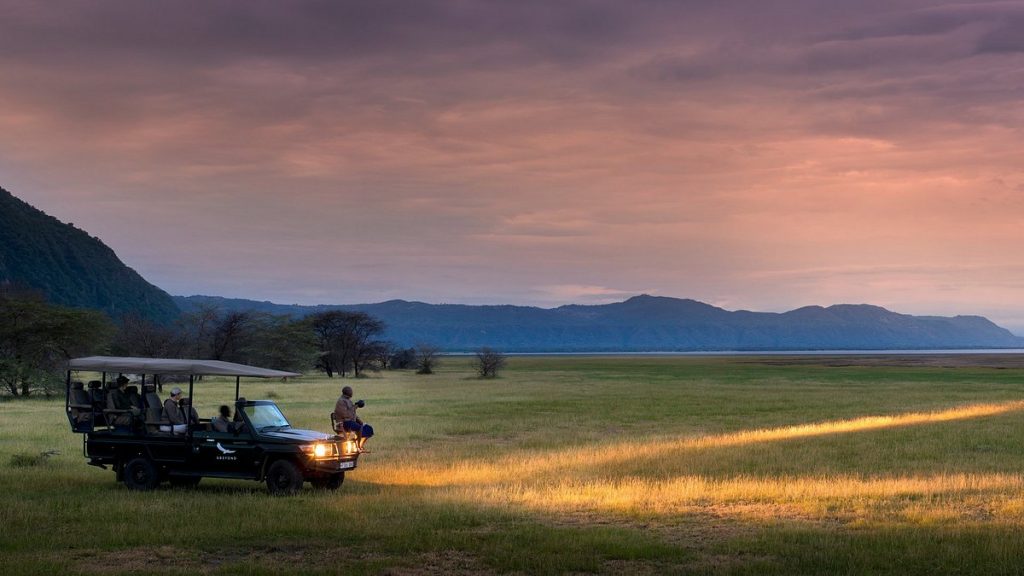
<box><xmin>245</xmin><ymin>404</ymin><xmax>290</xmax><ymax>431</ymax></box>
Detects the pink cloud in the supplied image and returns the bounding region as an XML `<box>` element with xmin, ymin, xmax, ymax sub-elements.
<box><xmin>0</xmin><ymin>1</ymin><xmax>1022</xmax><ymax>330</ymax></box>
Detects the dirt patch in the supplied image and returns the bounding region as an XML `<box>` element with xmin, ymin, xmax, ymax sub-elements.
<box><xmin>203</xmin><ymin>543</ymin><xmax>335</xmax><ymax>570</ymax></box>
<box><xmin>69</xmin><ymin>545</ymin><xmax>489</xmax><ymax>575</ymax></box>
<box><xmin>72</xmin><ymin>545</ymin><xmax>197</xmax><ymax>573</ymax></box>
<box><xmin>380</xmin><ymin>550</ymin><xmax>492</xmax><ymax>575</ymax></box>
<box><xmin>70</xmin><ymin>543</ymin><xmax>339</xmax><ymax>574</ymax></box>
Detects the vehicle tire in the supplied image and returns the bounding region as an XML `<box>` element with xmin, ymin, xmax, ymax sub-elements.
<box><xmin>123</xmin><ymin>458</ymin><xmax>160</xmax><ymax>491</ymax></box>
<box><xmin>311</xmin><ymin>473</ymin><xmax>344</xmax><ymax>490</ymax></box>
<box><xmin>266</xmin><ymin>460</ymin><xmax>303</xmax><ymax>495</ymax></box>
<box><xmin>168</xmin><ymin>476</ymin><xmax>201</xmax><ymax>488</ymax></box>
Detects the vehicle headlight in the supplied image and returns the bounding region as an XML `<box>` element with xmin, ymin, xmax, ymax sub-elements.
<box><xmin>302</xmin><ymin>443</ymin><xmax>331</xmax><ymax>458</ymax></box>
<box><xmin>342</xmin><ymin>440</ymin><xmax>359</xmax><ymax>455</ymax></box>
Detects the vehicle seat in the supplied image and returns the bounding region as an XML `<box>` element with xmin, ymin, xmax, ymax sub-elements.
<box><xmin>88</xmin><ymin>381</ymin><xmax>107</xmax><ymax>427</ymax></box>
<box><xmin>89</xmin><ymin>380</ymin><xmax>106</xmax><ymax>410</ymax></box>
<box><xmin>69</xmin><ymin>381</ymin><xmax>93</xmax><ymax>431</ymax></box>
<box><xmin>181</xmin><ymin>398</ymin><xmax>202</xmax><ymax>432</ymax></box>
<box><xmin>125</xmin><ymin>385</ymin><xmax>141</xmax><ymax>410</ymax></box>
<box><xmin>143</xmin><ymin>385</ymin><xmax>168</xmax><ymax>435</ymax></box>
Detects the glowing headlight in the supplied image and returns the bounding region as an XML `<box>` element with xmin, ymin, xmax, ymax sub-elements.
<box><xmin>313</xmin><ymin>443</ymin><xmax>329</xmax><ymax>458</ymax></box>
<box><xmin>342</xmin><ymin>440</ymin><xmax>359</xmax><ymax>455</ymax></box>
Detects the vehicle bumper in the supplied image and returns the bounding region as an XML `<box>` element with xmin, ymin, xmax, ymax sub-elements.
<box><xmin>309</xmin><ymin>457</ymin><xmax>358</xmax><ymax>474</ymax></box>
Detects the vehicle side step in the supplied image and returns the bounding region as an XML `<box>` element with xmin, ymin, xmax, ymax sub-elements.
<box><xmin>169</xmin><ymin>471</ymin><xmax>256</xmax><ymax>480</ymax></box>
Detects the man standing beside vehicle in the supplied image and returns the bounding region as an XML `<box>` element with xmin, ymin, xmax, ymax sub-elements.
<box><xmin>333</xmin><ymin>386</ymin><xmax>373</xmax><ymax>450</ymax></box>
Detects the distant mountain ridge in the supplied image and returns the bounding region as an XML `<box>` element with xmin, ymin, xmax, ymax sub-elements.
<box><xmin>6</xmin><ymin>185</ymin><xmax>1017</xmax><ymax>350</ymax></box>
<box><xmin>174</xmin><ymin>294</ymin><xmax>1023</xmax><ymax>352</ymax></box>
<box><xmin>0</xmin><ymin>186</ymin><xmax>179</xmax><ymax>323</ymax></box>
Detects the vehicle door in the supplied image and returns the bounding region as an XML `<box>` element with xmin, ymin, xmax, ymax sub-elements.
<box><xmin>192</xmin><ymin>428</ymin><xmax>261</xmax><ymax>476</ymax></box>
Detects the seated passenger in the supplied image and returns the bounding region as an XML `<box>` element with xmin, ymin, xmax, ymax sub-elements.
<box><xmin>107</xmin><ymin>376</ymin><xmax>140</xmax><ymax>428</ymax></box>
<box><xmin>211</xmin><ymin>405</ymin><xmax>232</xmax><ymax>433</ymax></box>
<box><xmin>160</xmin><ymin>387</ymin><xmax>187</xmax><ymax>435</ymax></box>
<box><xmin>125</xmin><ymin>385</ymin><xmax>142</xmax><ymax>409</ymax></box>
<box><xmin>181</xmin><ymin>397</ymin><xmax>199</xmax><ymax>426</ymax></box>
<box><xmin>333</xmin><ymin>385</ymin><xmax>373</xmax><ymax>450</ymax></box>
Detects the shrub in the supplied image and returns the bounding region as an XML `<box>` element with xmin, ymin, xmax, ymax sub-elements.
<box><xmin>10</xmin><ymin>450</ymin><xmax>58</xmax><ymax>467</ymax></box>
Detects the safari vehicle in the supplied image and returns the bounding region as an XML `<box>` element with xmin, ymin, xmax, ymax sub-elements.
<box><xmin>63</xmin><ymin>356</ymin><xmax>360</xmax><ymax>494</ymax></box>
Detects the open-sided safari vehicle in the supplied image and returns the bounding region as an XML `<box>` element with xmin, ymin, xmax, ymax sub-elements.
<box><xmin>64</xmin><ymin>356</ymin><xmax>360</xmax><ymax>494</ymax></box>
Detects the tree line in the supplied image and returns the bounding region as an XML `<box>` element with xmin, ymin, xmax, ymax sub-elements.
<box><xmin>1</xmin><ymin>287</ymin><xmax>505</xmax><ymax>397</ymax></box>
<box><xmin>112</xmin><ymin>305</ymin><xmax>433</xmax><ymax>378</ymax></box>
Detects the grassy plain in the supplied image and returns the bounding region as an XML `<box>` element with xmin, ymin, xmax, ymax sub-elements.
<box><xmin>3</xmin><ymin>355</ymin><xmax>1024</xmax><ymax>574</ymax></box>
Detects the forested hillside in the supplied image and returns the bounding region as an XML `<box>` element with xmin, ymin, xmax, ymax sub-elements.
<box><xmin>0</xmin><ymin>186</ymin><xmax>179</xmax><ymax>323</ymax></box>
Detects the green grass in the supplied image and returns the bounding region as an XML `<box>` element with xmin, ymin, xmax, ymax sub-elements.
<box><xmin>3</xmin><ymin>356</ymin><xmax>1024</xmax><ymax>574</ymax></box>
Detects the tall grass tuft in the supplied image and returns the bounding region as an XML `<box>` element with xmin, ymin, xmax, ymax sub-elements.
<box><xmin>9</xmin><ymin>449</ymin><xmax>58</xmax><ymax>467</ymax></box>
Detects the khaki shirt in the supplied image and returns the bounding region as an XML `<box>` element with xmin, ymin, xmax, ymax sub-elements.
<box><xmin>211</xmin><ymin>416</ymin><xmax>231</xmax><ymax>433</ymax></box>
<box><xmin>334</xmin><ymin>395</ymin><xmax>358</xmax><ymax>422</ymax></box>
<box><xmin>164</xmin><ymin>398</ymin><xmax>184</xmax><ymax>425</ymax></box>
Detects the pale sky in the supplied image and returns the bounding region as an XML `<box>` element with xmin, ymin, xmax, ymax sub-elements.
<box><xmin>2</xmin><ymin>1</ymin><xmax>1023</xmax><ymax>333</ymax></box>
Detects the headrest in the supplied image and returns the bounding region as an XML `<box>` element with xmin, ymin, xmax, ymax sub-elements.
<box><xmin>72</xmin><ymin>381</ymin><xmax>84</xmax><ymax>390</ymax></box>
<box><xmin>125</xmin><ymin>386</ymin><xmax>139</xmax><ymax>395</ymax></box>
<box><xmin>88</xmin><ymin>380</ymin><xmax>102</xmax><ymax>390</ymax></box>
<box><xmin>143</xmin><ymin>384</ymin><xmax>156</xmax><ymax>393</ymax></box>
<box><xmin>106</xmin><ymin>381</ymin><xmax>119</xmax><ymax>390</ymax></box>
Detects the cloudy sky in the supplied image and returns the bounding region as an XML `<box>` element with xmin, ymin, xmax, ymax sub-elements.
<box><xmin>2</xmin><ymin>1</ymin><xmax>1023</xmax><ymax>331</ymax></box>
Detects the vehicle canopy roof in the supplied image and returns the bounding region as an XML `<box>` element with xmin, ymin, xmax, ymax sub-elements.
<box><xmin>67</xmin><ymin>356</ymin><xmax>300</xmax><ymax>378</ymax></box>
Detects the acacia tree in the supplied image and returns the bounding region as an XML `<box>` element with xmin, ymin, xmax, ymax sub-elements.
<box><xmin>473</xmin><ymin>347</ymin><xmax>506</xmax><ymax>378</ymax></box>
<box><xmin>179</xmin><ymin>303</ymin><xmax>219</xmax><ymax>359</ymax></box>
<box><xmin>0</xmin><ymin>291</ymin><xmax>111</xmax><ymax>397</ymax></box>
<box><xmin>111</xmin><ymin>314</ymin><xmax>187</xmax><ymax>359</ymax></box>
<box><xmin>389</xmin><ymin>347</ymin><xmax>417</xmax><ymax>369</ymax></box>
<box><xmin>372</xmin><ymin>341</ymin><xmax>395</xmax><ymax>370</ymax></box>
<box><xmin>308</xmin><ymin>311</ymin><xmax>386</xmax><ymax>377</ymax></box>
<box><xmin>344</xmin><ymin>313</ymin><xmax>386</xmax><ymax>377</ymax></box>
<box><xmin>309</xmin><ymin>311</ymin><xmax>346</xmax><ymax>377</ymax></box>
<box><xmin>414</xmin><ymin>343</ymin><xmax>441</xmax><ymax>375</ymax></box>
<box><xmin>246</xmin><ymin>315</ymin><xmax>315</xmax><ymax>372</ymax></box>
<box><xmin>210</xmin><ymin>311</ymin><xmax>255</xmax><ymax>361</ymax></box>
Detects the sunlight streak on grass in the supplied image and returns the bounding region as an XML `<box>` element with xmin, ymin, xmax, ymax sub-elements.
<box><xmin>378</xmin><ymin>401</ymin><xmax>1024</xmax><ymax>487</ymax></box>
<box><xmin>453</xmin><ymin>473</ymin><xmax>1024</xmax><ymax>525</ymax></box>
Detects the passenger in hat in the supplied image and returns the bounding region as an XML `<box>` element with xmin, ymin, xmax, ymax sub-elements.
<box><xmin>160</xmin><ymin>387</ymin><xmax>187</xmax><ymax>435</ymax></box>
<box><xmin>108</xmin><ymin>375</ymin><xmax>139</xmax><ymax>428</ymax></box>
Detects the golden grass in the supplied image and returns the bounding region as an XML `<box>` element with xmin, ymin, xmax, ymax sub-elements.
<box><xmin>379</xmin><ymin>400</ymin><xmax>1024</xmax><ymax>488</ymax></box>
<box><xmin>9</xmin><ymin>358</ymin><xmax>1024</xmax><ymax>574</ymax></box>
<box><xmin>454</xmin><ymin>473</ymin><xmax>1024</xmax><ymax>524</ymax></box>
<box><xmin>355</xmin><ymin>400</ymin><xmax>1024</xmax><ymax>530</ymax></box>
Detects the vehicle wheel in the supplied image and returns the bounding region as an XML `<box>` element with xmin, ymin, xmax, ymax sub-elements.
<box><xmin>311</xmin><ymin>473</ymin><xmax>344</xmax><ymax>490</ymax></box>
<box><xmin>169</xmin><ymin>476</ymin><xmax>201</xmax><ymax>488</ymax></box>
<box><xmin>123</xmin><ymin>458</ymin><xmax>160</xmax><ymax>491</ymax></box>
<box><xmin>266</xmin><ymin>460</ymin><xmax>303</xmax><ymax>495</ymax></box>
